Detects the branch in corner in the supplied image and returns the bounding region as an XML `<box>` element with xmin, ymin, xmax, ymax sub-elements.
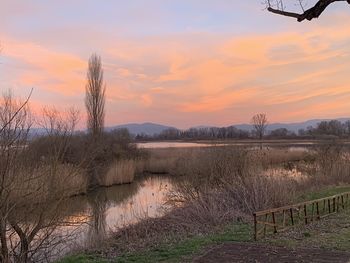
<box><xmin>268</xmin><ymin>0</ymin><xmax>350</xmax><ymax>22</ymax></box>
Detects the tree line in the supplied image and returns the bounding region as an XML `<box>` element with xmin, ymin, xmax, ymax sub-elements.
<box><xmin>134</xmin><ymin>118</ymin><xmax>350</xmax><ymax>141</ymax></box>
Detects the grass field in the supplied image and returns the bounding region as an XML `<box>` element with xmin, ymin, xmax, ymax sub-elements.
<box><xmin>267</xmin><ymin>208</ymin><xmax>350</xmax><ymax>251</ymax></box>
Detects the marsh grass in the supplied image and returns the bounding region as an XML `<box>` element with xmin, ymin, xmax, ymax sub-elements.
<box><xmin>59</xmin><ymin>143</ymin><xmax>350</xmax><ymax>262</ymax></box>
<box><xmin>7</xmin><ymin>164</ymin><xmax>87</xmax><ymax>207</ymax></box>
<box><xmin>139</xmin><ymin>148</ymin><xmax>193</xmax><ymax>175</ymax></box>
<box><xmin>101</xmin><ymin>159</ymin><xmax>136</xmax><ymax>186</ymax></box>
<box><xmin>259</xmin><ymin>147</ymin><xmax>312</xmax><ymax>167</ymax></box>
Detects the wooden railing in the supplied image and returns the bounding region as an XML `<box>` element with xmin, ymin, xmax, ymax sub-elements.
<box><xmin>253</xmin><ymin>192</ymin><xmax>350</xmax><ymax>240</ymax></box>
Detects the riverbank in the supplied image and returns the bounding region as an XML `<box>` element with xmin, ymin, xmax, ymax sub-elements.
<box><xmin>59</xmin><ymin>185</ymin><xmax>350</xmax><ymax>263</ymax></box>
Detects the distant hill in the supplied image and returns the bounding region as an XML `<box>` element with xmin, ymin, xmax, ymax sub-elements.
<box><xmin>28</xmin><ymin>128</ymin><xmax>47</xmax><ymax>139</ymax></box>
<box><xmin>29</xmin><ymin>118</ymin><xmax>350</xmax><ymax>138</ymax></box>
<box><xmin>109</xmin><ymin>118</ymin><xmax>350</xmax><ymax>136</ymax></box>
<box><xmin>106</xmin><ymin>122</ymin><xmax>175</xmax><ymax>136</ymax></box>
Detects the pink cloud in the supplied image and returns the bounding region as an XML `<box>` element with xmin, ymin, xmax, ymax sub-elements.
<box><xmin>2</xmin><ymin>15</ymin><xmax>350</xmax><ymax>128</ymax></box>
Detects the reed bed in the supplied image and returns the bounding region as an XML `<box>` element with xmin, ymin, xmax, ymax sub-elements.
<box><xmin>101</xmin><ymin>159</ymin><xmax>136</xmax><ymax>186</ymax></box>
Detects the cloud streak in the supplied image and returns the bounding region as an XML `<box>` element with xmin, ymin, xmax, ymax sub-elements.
<box><xmin>1</xmin><ymin>2</ymin><xmax>350</xmax><ymax>128</ymax></box>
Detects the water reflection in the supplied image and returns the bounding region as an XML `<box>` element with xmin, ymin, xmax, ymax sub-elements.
<box><xmin>87</xmin><ymin>191</ymin><xmax>108</xmax><ymax>245</ymax></box>
<box><xmin>137</xmin><ymin>142</ymin><xmax>213</xmax><ymax>148</ymax></box>
<box><xmin>56</xmin><ymin>176</ymin><xmax>173</xmax><ymax>257</ymax></box>
<box><xmin>137</xmin><ymin>141</ymin><xmax>314</xmax><ymax>150</ymax></box>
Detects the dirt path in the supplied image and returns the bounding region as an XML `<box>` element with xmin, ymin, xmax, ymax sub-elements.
<box><xmin>193</xmin><ymin>243</ymin><xmax>350</xmax><ymax>263</ymax></box>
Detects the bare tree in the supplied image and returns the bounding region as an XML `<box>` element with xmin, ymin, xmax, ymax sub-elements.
<box><xmin>0</xmin><ymin>89</ymin><xmax>32</xmax><ymax>135</ymax></box>
<box><xmin>265</xmin><ymin>0</ymin><xmax>350</xmax><ymax>22</ymax></box>
<box><xmin>85</xmin><ymin>54</ymin><xmax>106</xmax><ymax>139</ymax></box>
<box><xmin>0</xmin><ymin>91</ymin><xmax>87</xmax><ymax>262</ymax></box>
<box><xmin>0</xmin><ymin>90</ymin><xmax>32</xmax><ymax>263</ymax></box>
<box><xmin>345</xmin><ymin>120</ymin><xmax>350</xmax><ymax>136</ymax></box>
<box><xmin>251</xmin><ymin>113</ymin><xmax>268</xmax><ymax>140</ymax></box>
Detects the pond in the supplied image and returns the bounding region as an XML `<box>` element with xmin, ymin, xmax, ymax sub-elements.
<box><xmin>137</xmin><ymin>141</ymin><xmax>312</xmax><ymax>152</ymax></box>
<box><xmin>37</xmin><ymin>176</ymin><xmax>174</xmax><ymax>261</ymax></box>
<box><xmin>137</xmin><ymin>142</ymin><xmax>214</xmax><ymax>148</ymax></box>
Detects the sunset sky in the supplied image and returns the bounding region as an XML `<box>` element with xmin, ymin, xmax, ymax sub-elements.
<box><xmin>1</xmin><ymin>1</ymin><xmax>350</xmax><ymax>128</ymax></box>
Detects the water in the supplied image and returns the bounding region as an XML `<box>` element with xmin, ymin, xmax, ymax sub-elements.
<box><xmin>31</xmin><ymin>176</ymin><xmax>173</xmax><ymax>261</ymax></box>
<box><xmin>137</xmin><ymin>141</ymin><xmax>311</xmax><ymax>151</ymax></box>
<box><xmin>137</xmin><ymin>142</ymin><xmax>213</xmax><ymax>148</ymax></box>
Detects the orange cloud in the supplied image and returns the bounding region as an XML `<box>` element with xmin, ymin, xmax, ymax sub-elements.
<box><xmin>2</xmin><ymin>15</ymin><xmax>350</xmax><ymax>128</ymax></box>
<box><xmin>2</xmin><ymin>37</ymin><xmax>86</xmax><ymax>96</ymax></box>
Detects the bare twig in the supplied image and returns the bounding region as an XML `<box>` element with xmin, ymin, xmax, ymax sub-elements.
<box><xmin>0</xmin><ymin>88</ymin><xmax>33</xmax><ymax>135</ymax></box>
<box><xmin>267</xmin><ymin>0</ymin><xmax>350</xmax><ymax>22</ymax></box>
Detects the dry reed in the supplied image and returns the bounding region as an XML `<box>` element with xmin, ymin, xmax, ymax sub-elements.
<box><xmin>100</xmin><ymin>159</ymin><xmax>136</xmax><ymax>186</ymax></box>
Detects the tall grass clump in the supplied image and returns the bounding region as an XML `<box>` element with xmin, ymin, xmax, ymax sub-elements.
<box><xmin>171</xmin><ymin>146</ymin><xmax>298</xmax><ymax>213</ymax></box>
<box><xmin>310</xmin><ymin>142</ymin><xmax>350</xmax><ymax>186</ymax></box>
<box><xmin>102</xmin><ymin>159</ymin><xmax>136</xmax><ymax>186</ymax></box>
<box><xmin>138</xmin><ymin>148</ymin><xmax>193</xmax><ymax>175</ymax></box>
<box><xmin>29</xmin><ymin>128</ymin><xmax>145</xmax><ymax>190</ymax></box>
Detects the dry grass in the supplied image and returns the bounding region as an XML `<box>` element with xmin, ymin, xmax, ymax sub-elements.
<box><xmin>103</xmin><ymin>147</ymin><xmax>304</xmax><ymax>254</ymax></box>
<box><xmin>108</xmin><ymin>197</ymin><xmax>247</xmax><ymax>254</ymax></box>
<box><xmin>8</xmin><ymin>164</ymin><xmax>87</xmax><ymax>206</ymax></box>
<box><xmin>171</xmin><ymin>147</ymin><xmax>300</xmax><ymax>213</ymax></box>
<box><xmin>90</xmin><ymin>144</ymin><xmax>350</xmax><ymax>260</ymax></box>
<box><xmin>136</xmin><ymin>148</ymin><xmax>194</xmax><ymax>175</ymax></box>
<box><xmin>135</xmin><ymin>146</ymin><xmax>310</xmax><ymax>176</ymax></box>
<box><xmin>260</xmin><ymin>147</ymin><xmax>311</xmax><ymax>167</ymax></box>
<box><xmin>100</xmin><ymin>159</ymin><xmax>136</xmax><ymax>186</ymax></box>
<box><xmin>308</xmin><ymin>144</ymin><xmax>350</xmax><ymax>186</ymax></box>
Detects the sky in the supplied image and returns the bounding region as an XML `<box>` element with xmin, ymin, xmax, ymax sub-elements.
<box><xmin>1</xmin><ymin>0</ymin><xmax>350</xmax><ymax>129</ymax></box>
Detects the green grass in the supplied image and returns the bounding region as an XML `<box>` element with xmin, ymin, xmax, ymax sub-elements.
<box><xmin>58</xmin><ymin>223</ymin><xmax>251</xmax><ymax>263</ymax></box>
<box><xmin>298</xmin><ymin>185</ymin><xmax>350</xmax><ymax>202</ymax></box>
<box><xmin>262</xmin><ymin>185</ymin><xmax>350</xmax><ymax>251</ymax></box>
<box><xmin>58</xmin><ymin>254</ymin><xmax>107</xmax><ymax>263</ymax></box>
<box><xmin>117</xmin><ymin>223</ymin><xmax>251</xmax><ymax>263</ymax></box>
<box><xmin>268</xmin><ymin>209</ymin><xmax>350</xmax><ymax>251</ymax></box>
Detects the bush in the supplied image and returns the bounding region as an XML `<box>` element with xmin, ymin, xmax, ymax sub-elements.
<box><xmin>27</xmin><ymin>128</ymin><xmax>145</xmax><ymax>190</ymax></box>
<box><xmin>171</xmin><ymin>147</ymin><xmax>298</xmax><ymax>213</ymax></box>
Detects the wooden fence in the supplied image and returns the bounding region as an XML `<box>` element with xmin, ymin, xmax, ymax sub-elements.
<box><xmin>253</xmin><ymin>191</ymin><xmax>350</xmax><ymax>240</ymax></box>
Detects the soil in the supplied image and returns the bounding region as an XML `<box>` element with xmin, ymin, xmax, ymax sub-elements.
<box><xmin>193</xmin><ymin>242</ymin><xmax>350</xmax><ymax>263</ymax></box>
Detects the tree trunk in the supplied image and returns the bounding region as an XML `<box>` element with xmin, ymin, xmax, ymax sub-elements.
<box><xmin>0</xmin><ymin>218</ymin><xmax>9</xmax><ymax>263</ymax></box>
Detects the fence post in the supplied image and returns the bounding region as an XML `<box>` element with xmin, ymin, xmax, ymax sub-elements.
<box><xmin>253</xmin><ymin>213</ymin><xmax>257</xmax><ymax>241</ymax></box>
<box><xmin>253</xmin><ymin>192</ymin><xmax>350</xmax><ymax>240</ymax></box>
<box><xmin>272</xmin><ymin>212</ymin><xmax>277</xmax><ymax>233</ymax></box>
<box><xmin>290</xmin><ymin>208</ymin><xmax>294</xmax><ymax>225</ymax></box>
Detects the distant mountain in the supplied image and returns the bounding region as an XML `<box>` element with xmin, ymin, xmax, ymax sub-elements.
<box><xmin>28</xmin><ymin>128</ymin><xmax>47</xmax><ymax>139</ymax></box>
<box><xmin>29</xmin><ymin>118</ymin><xmax>350</xmax><ymax>138</ymax></box>
<box><xmin>106</xmin><ymin>122</ymin><xmax>175</xmax><ymax>136</ymax></box>
<box><xmin>235</xmin><ymin>118</ymin><xmax>350</xmax><ymax>133</ymax></box>
<box><xmin>191</xmin><ymin>125</ymin><xmax>214</xmax><ymax>129</ymax></box>
<box><xmin>115</xmin><ymin>118</ymin><xmax>350</xmax><ymax>136</ymax></box>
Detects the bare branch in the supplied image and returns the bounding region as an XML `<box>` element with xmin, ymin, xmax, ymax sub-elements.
<box><xmin>0</xmin><ymin>88</ymin><xmax>33</xmax><ymax>135</ymax></box>
<box><xmin>267</xmin><ymin>0</ymin><xmax>350</xmax><ymax>22</ymax></box>
<box><xmin>251</xmin><ymin>113</ymin><xmax>268</xmax><ymax>140</ymax></box>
